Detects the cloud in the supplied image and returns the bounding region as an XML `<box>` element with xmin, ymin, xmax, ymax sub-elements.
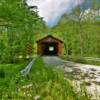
<box><xmin>26</xmin><ymin>0</ymin><xmax>83</xmax><ymax>27</ymax></box>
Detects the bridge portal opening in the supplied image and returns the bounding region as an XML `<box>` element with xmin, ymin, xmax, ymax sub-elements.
<box><xmin>42</xmin><ymin>42</ymin><xmax>58</xmax><ymax>56</ymax></box>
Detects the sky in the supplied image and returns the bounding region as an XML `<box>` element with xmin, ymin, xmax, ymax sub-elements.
<box><xmin>26</xmin><ymin>0</ymin><xmax>84</xmax><ymax>27</ymax></box>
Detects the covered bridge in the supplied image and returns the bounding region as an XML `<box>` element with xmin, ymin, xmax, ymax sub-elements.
<box><xmin>36</xmin><ymin>35</ymin><xmax>63</xmax><ymax>56</ymax></box>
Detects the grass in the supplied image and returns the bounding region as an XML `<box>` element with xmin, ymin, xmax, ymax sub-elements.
<box><xmin>0</xmin><ymin>62</ymin><xmax>28</xmax><ymax>97</ymax></box>
<box><xmin>0</xmin><ymin>57</ymin><xmax>91</xmax><ymax>99</ymax></box>
<box><xmin>61</xmin><ymin>55</ymin><xmax>100</xmax><ymax>66</ymax></box>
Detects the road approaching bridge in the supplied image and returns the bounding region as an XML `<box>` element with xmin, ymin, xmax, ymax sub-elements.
<box><xmin>42</xmin><ymin>56</ymin><xmax>63</xmax><ymax>66</ymax></box>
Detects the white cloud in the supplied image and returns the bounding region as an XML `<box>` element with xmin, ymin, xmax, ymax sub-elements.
<box><xmin>26</xmin><ymin>0</ymin><xmax>83</xmax><ymax>27</ymax></box>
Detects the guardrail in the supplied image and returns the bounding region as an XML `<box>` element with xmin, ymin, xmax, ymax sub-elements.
<box><xmin>84</xmin><ymin>57</ymin><xmax>100</xmax><ymax>61</ymax></box>
<box><xmin>20</xmin><ymin>59</ymin><xmax>35</xmax><ymax>76</ymax></box>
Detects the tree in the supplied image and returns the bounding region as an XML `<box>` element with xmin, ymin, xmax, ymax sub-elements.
<box><xmin>0</xmin><ymin>0</ymin><xmax>45</xmax><ymax>63</ymax></box>
<box><xmin>51</xmin><ymin>0</ymin><xmax>100</xmax><ymax>58</ymax></box>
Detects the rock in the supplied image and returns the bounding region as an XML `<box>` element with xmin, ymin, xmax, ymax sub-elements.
<box><xmin>89</xmin><ymin>72</ymin><xmax>95</xmax><ymax>75</ymax></box>
<box><xmin>74</xmin><ymin>76</ymin><xmax>82</xmax><ymax>80</ymax></box>
<box><xmin>89</xmin><ymin>75</ymin><xmax>96</xmax><ymax>79</ymax></box>
<box><xmin>90</xmin><ymin>68</ymin><xmax>97</xmax><ymax>72</ymax></box>
<box><xmin>73</xmin><ymin>68</ymin><xmax>81</xmax><ymax>72</ymax></box>
<box><xmin>84</xmin><ymin>81</ymin><xmax>91</xmax><ymax>86</ymax></box>
<box><xmin>82</xmin><ymin>73</ymin><xmax>89</xmax><ymax>78</ymax></box>
<box><xmin>97</xmin><ymin>72</ymin><xmax>100</xmax><ymax>75</ymax></box>
<box><xmin>64</xmin><ymin>67</ymin><xmax>73</xmax><ymax>73</ymax></box>
<box><xmin>93</xmin><ymin>81</ymin><xmax>100</xmax><ymax>85</ymax></box>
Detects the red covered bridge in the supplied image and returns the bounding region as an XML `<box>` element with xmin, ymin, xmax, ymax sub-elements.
<box><xmin>36</xmin><ymin>35</ymin><xmax>63</xmax><ymax>56</ymax></box>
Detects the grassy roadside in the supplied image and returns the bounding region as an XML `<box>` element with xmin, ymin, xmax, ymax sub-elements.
<box><xmin>61</xmin><ymin>56</ymin><xmax>100</xmax><ymax>66</ymax></box>
<box><xmin>0</xmin><ymin>57</ymin><xmax>91</xmax><ymax>99</ymax></box>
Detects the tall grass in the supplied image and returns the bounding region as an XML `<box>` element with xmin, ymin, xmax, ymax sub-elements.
<box><xmin>0</xmin><ymin>62</ymin><xmax>28</xmax><ymax>98</ymax></box>
<box><xmin>0</xmin><ymin>57</ymin><xmax>91</xmax><ymax>99</ymax></box>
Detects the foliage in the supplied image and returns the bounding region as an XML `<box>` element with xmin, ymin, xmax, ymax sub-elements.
<box><xmin>0</xmin><ymin>0</ymin><xmax>46</xmax><ymax>63</ymax></box>
<box><xmin>48</xmin><ymin>0</ymin><xmax>100</xmax><ymax>60</ymax></box>
<box><xmin>51</xmin><ymin>14</ymin><xmax>100</xmax><ymax>58</ymax></box>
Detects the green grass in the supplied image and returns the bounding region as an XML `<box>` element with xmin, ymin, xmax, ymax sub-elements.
<box><xmin>0</xmin><ymin>58</ymin><xmax>91</xmax><ymax>100</ymax></box>
<box><xmin>0</xmin><ymin>63</ymin><xmax>27</xmax><ymax>77</ymax></box>
<box><xmin>0</xmin><ymin>62</ymin><xmax>28</xmax><ymax>97</ymax></box>
<box><xmin>61</xmin><ymin>55</ymin><xmax>100</xmax><ymax>66</ymax></box>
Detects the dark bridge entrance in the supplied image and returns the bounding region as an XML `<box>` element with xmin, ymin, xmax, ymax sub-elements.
<box><xmin>43</xmin><ymin>42</ymin><xmax>58</xmax><ymax>56</ymax></box>
<box><xmin>36</xmin><ymin>35</ymin><xmax>63</xmax><ymax>56</ymax></box>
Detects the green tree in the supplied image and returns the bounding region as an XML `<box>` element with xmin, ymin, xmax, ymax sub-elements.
<box><xmin>0</xmin><ymin>0</ymin><xmax>45</xmax><ymax>63</ymax></box>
